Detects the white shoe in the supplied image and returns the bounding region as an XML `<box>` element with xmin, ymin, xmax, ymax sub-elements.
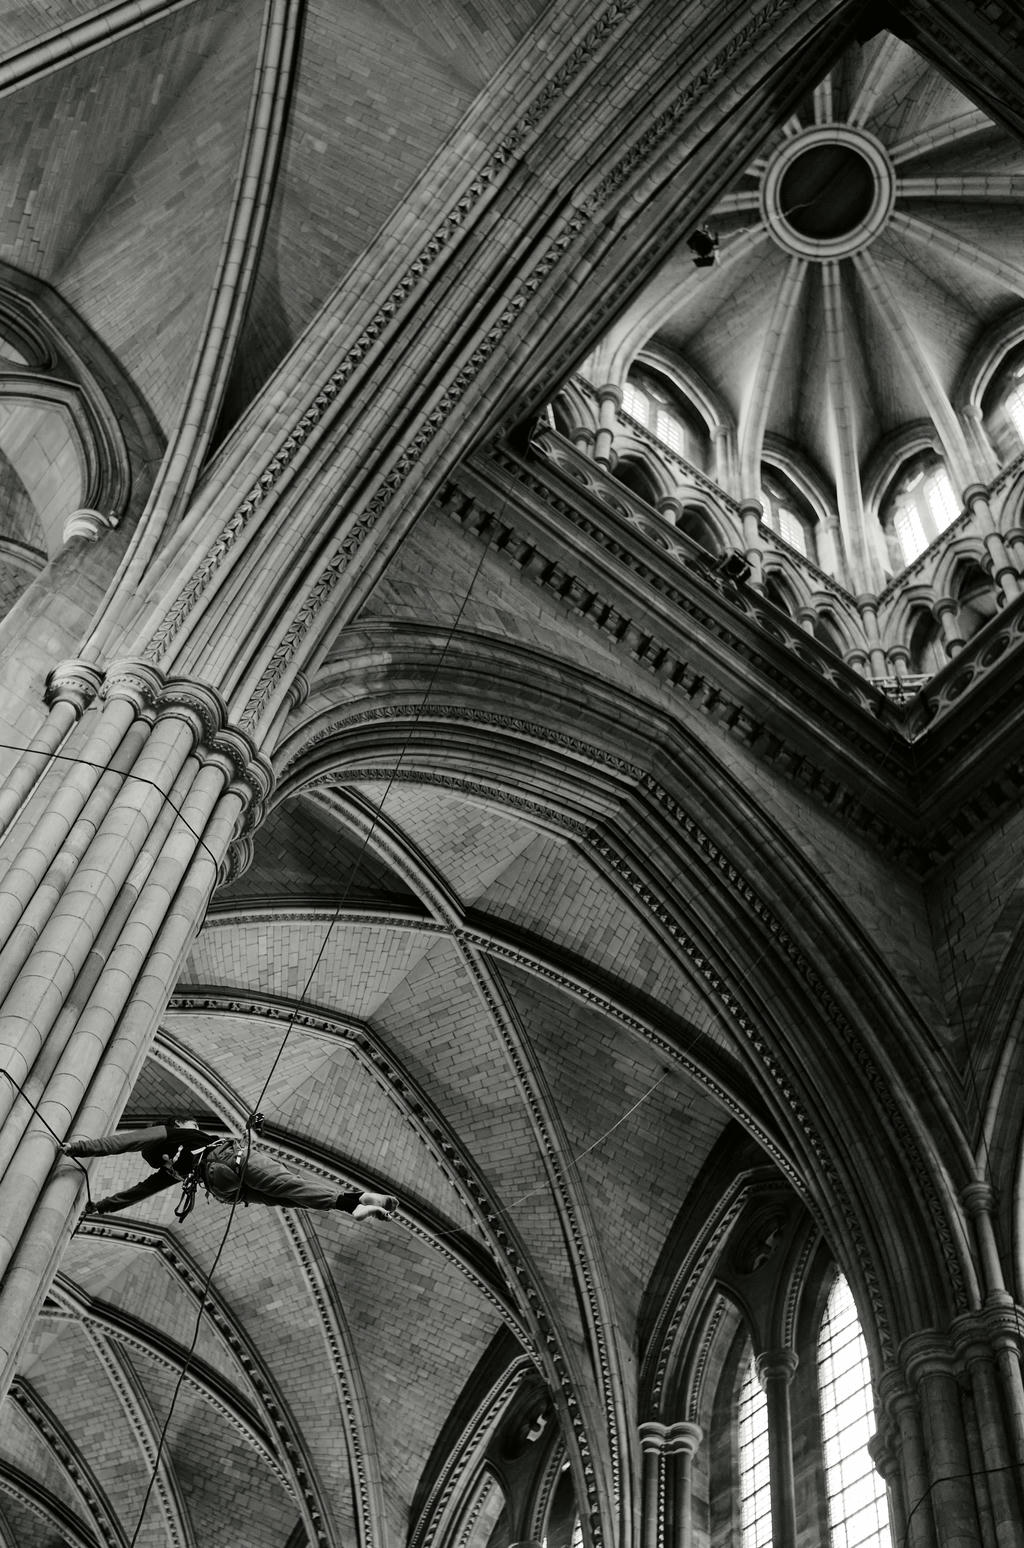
<box><xmin>353</xmin><ymin>1191</ymin><xmax>398</xmax><ymax>1221</ymax></box>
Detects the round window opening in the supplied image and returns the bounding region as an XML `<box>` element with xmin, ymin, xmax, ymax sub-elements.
<box><xmin>760</xmin><ymin>126</ymin><xmax>895</xmax><ymax>260</ymax></box>
<box><xmin>779</xmin><ymin>145</ymin><xmax>876</xmax><ymax>239</ymax></box>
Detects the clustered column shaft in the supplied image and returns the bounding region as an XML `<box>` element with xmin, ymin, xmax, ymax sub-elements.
<box><xmin>0</xmin><ymin>657</ymin><xmax>271</xmax><ymax>1398</ymax></box>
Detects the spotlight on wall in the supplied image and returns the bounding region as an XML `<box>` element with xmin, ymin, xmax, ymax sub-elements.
<box><xmin>716</xmin><ymin>550</ymin><xmax>751</xmax><ymax>585</ymax></box>
<box><xmin>687</xmin><ymin>225</ymin><xmax>719</xmax><ymax>267</ymax></box>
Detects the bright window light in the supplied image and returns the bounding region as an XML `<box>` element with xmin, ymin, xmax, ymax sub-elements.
<box><xmin>622</xmin><ymin>382</ymin><xmax>646</xmax><ymax>421</ymax></box>
<box><xmin>924</xmin><ymin>468</ymin><xmax>959</xmax><ymax>530</ymax></box>
<box><xmin>894</xmin><ymin>505</ymin><xmax>927</xmax><ymax>563</ymax></box>
<box><xmin>1006</xmin><ymin>383</ymin><xmax>1024</xmax><ymax>445</ymax></box>
<box><xmin>776</xmin><ymin>507</ymin><xmax>806</xmax><ymax>555</ymax></box>
<box><xmin>818</xmin><ymin>1276</ymin><xmax>892</xmax><ymax>1548</ymax></box>
<box><xmin>738</xmin><ymin>1349</ymin><xmax>772</xmax><ymax>1547</ymax></box>
<box><xmin>655</xmin><ymin>407</ymin><xmax>684</xmax><ymax>454</ymax></box>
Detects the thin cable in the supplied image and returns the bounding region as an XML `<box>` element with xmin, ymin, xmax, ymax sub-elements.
<box><xmin>901</xmin><ymin>1460</ymin><xmax>1024</xmax><ymax>1548</ymax></box>
<box><xmin>0</xmin><ymin>1068</ymin><xmax>93</xmax><ymax>1208</ymax></box>
<box><xmin>250</xmin><ymin>534</ymin><xmax>493</xmax><ymax>1118</ymax></box>
<box><xmin>0</xmin><ymin>741</ymin><xmax>222</xmax><ymax>868</ymax></box>
<box><xmin>117</xmin><ymin>523</ymin><xmax>495</xmax><ymax>1540</ymax></box>
<box><xmin>431</xmin><ymin>1070</ymin><xmax>670</xmax><ymax>1241</ymax></box>
<box><xmin>125</xmin><ymin>1145</ymin><xmax>251</xmax><ymax>1548</ymax></box>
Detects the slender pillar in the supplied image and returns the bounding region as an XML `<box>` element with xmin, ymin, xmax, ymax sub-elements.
<box><xmin>903</xmin><ymin>1335</ymin><xmax>981</xmax><ymax>1548</ymax></box>
<box><xmin>0</xmin><ymin>658</ymin><xmax>272</xmax><ymax>1398</ymax></box>
<box><xmin>964</xmin><ymin>485</ymin><xmax>1021</xmax><ymax>604</ymax></box>
<box><xmin>870</xmin><ymin>1427</ymin><xmax>909</xmax><ymax>1548</ymax></box>
<box><xmin>932</xmin><ymin>597</ymin><xmax>965</xmax><ymax>656</ymax></box>
<box><xmin>664</xmin><ymin>1422</ymin><xmax>703</xmax><ymax>1548</ymax></box>
<box><xmin>879</xmin><ymin>1373</ymin><xmax>935</xmax><ymax>1548</ymax></box>
<box><xmin>952</xmin><ymin>1317</ymin><xmax>1024</xmax><ymax>1548</ymax></box>
<box><xmin>755</xmin><ymin>1349</ymin><xmax>798</xmax><ymax>1548</ymax></box>
<box><xmin>738</xmin><ymin>499</ymin><xmax>765</xmax><ymax>590</ymax></box>
<box><xmin>639</xmin><ymin>1423</ymin><xmax>666</xmax><ymax>1548</ymax></box>
<box><xmin>594</xmin><ymin>386</ymin><xmax>622</xmax><ymax>467</ymax></box>
<box><xmin>856</xmin><ymin>595</ymin><xmax>889</xmax><ymax>678</ymax></box>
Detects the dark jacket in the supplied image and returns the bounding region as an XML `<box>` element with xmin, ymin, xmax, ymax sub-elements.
<box><xmin>64</xmin><ymin>1123</ymin><xmax>218</xmax><ymax>1213</ymax></box>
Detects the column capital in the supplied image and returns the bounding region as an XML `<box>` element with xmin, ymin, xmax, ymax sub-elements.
<box><xmin>596</xmin><ymin>382</ymin><xmax>623</xmax><ymax>409</ymax></box>
<box><xmin>900</xmin><ymin>1330</ymin><xmax>957</xmax><ymax>1385</ymax></box>
<box><xmin>962</xmin><ymin>482</ymin><xmax>990</xmax><ymax>511</ymax></box>
<box><xmin>737</xmin><ymin>497</ymin><xmax>764</xmax><ymax>520</ymax></box>
<box><xmin>960</xmin><ymin>1180</ymin><xmax>996</xmax><ymax>1218</ymax></box>
<box><xmin>639</xmin><ymin>1420</ymin><xmax>669</xmax><ymax>1454</ymax></box>
<box><xmin>44</xmin><ymin>659</ymin><xmax>105</xmax><ymax>716</ymax></box>
<box><xmin>755</xmin><ymin>1348</ymin><xmax>799</xmax><ymax>1385</ymax></box>
<box><xmin>62</xmin><ymin>507</ymin><xmax>117</xmax><ymax>545</ymax></box>
<box><xmin>662</xmin><ymin>1421</ymin><xmax>703</xmax><ymax>1457</ymax></box>
<box><xmin>100</xmin><ymin>660</ymin><xmax>275</xmax><ymax>830</ymax></box>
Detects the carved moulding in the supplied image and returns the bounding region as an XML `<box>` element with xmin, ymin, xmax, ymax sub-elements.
<box><xmin>74</xmin><ymin>1216</ymin><xmax>332</xmax><ymax>1548</ymax></box>
<box><xmin>279</xmin><ymin>1215</ymin><xmax>385</xmax><ymax>1548</ymax></box>
<box><xmin>160</xmin><ymin>991</ymin><xmax>607</xmax><ymax>1545</ymax></box>
<box><xmin>408</xmin><ymin>1359</ymin><xmax>533</xmax><ymax>1548</ymax></box>
<box><xmin>45</xmin><ymin>1280</ymin><xmax>288</xmax><ymax>1490</ymax></box>
<box><xmin>285</xmin><ymin>701</ymin><xmax>971</xmax><ymax>1353</ymax></box>
<box><xmin>458</xmin><ymin>945</ymin><xmax>627</xmax><ymax>1510</ymax></box>
<box><xmin>234</xmin><ymin>1</ymin><xmax>824</xmax><ymax>731</ymax></box>
<box><xmin>8</xmin><ymin>1377</ymin><xmax>122</xmax><ymax>1548</ymax></box>
<box><xmin>145</xmin><ymin>0</ymin><xmax>643</xmax><ymax>669</ymax></box>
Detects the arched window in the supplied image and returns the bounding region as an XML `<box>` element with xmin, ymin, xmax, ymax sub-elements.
<box><xmin>621</xmin><ymin>367</ymin><xmax>709</xmax><ymax>468</ymax></box>
<box><xmin>759</xmin><ymin>468</ymin><xmax>818</xmax><ymax>562</ymax></box>
<box><xmin>884</xmin><ymin>456</ymin><xmax>960</xmax><ymax>566</ymax></box>
<box><xmin>737</xmin><ymin>1347</ymin><xmax>772</xmax><ymax>1547</ymax></box>
<box><xmin>817</xmin><ymin>1275</ymin><xmax>891</xmax><ymax>1548</ymax></box>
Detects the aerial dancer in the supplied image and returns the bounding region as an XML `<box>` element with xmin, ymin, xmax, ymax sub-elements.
<box><xmin>62</xmin><ymin>1117</ymin><xmax>398</xmax><ymax>1222</ymax></box>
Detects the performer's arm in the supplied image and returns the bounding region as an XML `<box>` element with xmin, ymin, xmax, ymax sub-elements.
<box><xmin>63</xmin><ymin>1125</ymin><xmax>170</xmax><ymax>1158</ymax></box>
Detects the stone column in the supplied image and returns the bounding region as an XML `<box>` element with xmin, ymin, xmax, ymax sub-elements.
<box><xmin>879</xmin><ymin>1373</ymin><xmax>935</xmax><ymax>1548</ymax></box>
<box><xmin>738</xmin><ymin>499</ymin><xmax>765</xmax><ymax>590</ymax></box>
<box><xmin>964</xmin><ymin>485</ymin><xmax>1021</xmax><ymax>605</ymax></box>
<box><xmin>755</xmin><ymin>1348</ymin><xmax>798</xmax><ymax>1548</ymax></box>
<box><xmin>903</xmin><ymin>1334</ymin><xmax>981</xmax><ymax>1548</ymax></box>
<box><xmin>869</xmin><ymin>1427</ymin><xmax>909</xmax><ymax>1548</ymax></box>
<box><xmin>952</xmin><ymin>1316</ymin><xmax>1024</xmax><ymax>1548</ymax></box>
<box><xmin>932</xmin><ymin>597</ymin><xmax>965</xmax><ymax>656</ymax></box>
<box><xmin>0</xmin><ymin>658</ymin><xmax>271</xmax><ymax>1398</ymax></box>
<box><xmin>856</xmin><ymin>595</ymin><xmax>889</xmax><ymax>679</ymax></box>
<box><xmin>958</xmin><ymin>407</ymin><xmax>999</xmax><ymax>483</ymax></box>
<box><xmin>594</xmin><ymin>386</ymin><xmax>622</xmax><ymax>467</ymax></box>
<box><xmin>0</xmin><ymin>660</ymin><xmax>103</xmax><ymax>839</ymax></box>
<box><xmin>656</xmin><ymin>496</ymin><xmax>683</xmax><ymax>530</ymax></box>
<box><xmin>887</xmin><ymin>643</ymin><xmax>911</xmax><ymax>683</ymax></box>
<box><xmin>639</xmin><ymin>1423</ymin><xmax>666</xmax><ymax>1548</ymax></box>
<box><xmin>663</xmin><ymin>1422</ymin><xmax>702</xmax><ymax>1548</ymax></box>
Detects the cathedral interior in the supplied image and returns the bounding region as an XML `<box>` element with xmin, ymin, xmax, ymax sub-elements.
<box><xmin>2</xmin><ymin>1</ymin><xmax>1024</xmax><ymax>1545</ymax></box>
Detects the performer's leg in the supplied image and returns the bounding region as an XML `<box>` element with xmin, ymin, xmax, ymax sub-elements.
<box><xmin>237</xmin><ymin>1152</ymin><xmax>338</xmax><ymax>1209</ymax></box>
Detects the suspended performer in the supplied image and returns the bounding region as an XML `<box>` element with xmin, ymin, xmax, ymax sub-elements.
<box><xmin>62</xmin><ymin>1118</ymin><xmax>398</xmax><ymax>1222</ymax></box>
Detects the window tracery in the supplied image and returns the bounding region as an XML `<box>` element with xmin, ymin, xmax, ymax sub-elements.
<box><xmin>817</xmin><ymin>1275</ymin><xmax>891</xmax><ymax>1548</ymax></box>
<box><xmin>737</xmin><ymin>1345</ymin><xmax>772</xmax><ymax>1547</ymax></box>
